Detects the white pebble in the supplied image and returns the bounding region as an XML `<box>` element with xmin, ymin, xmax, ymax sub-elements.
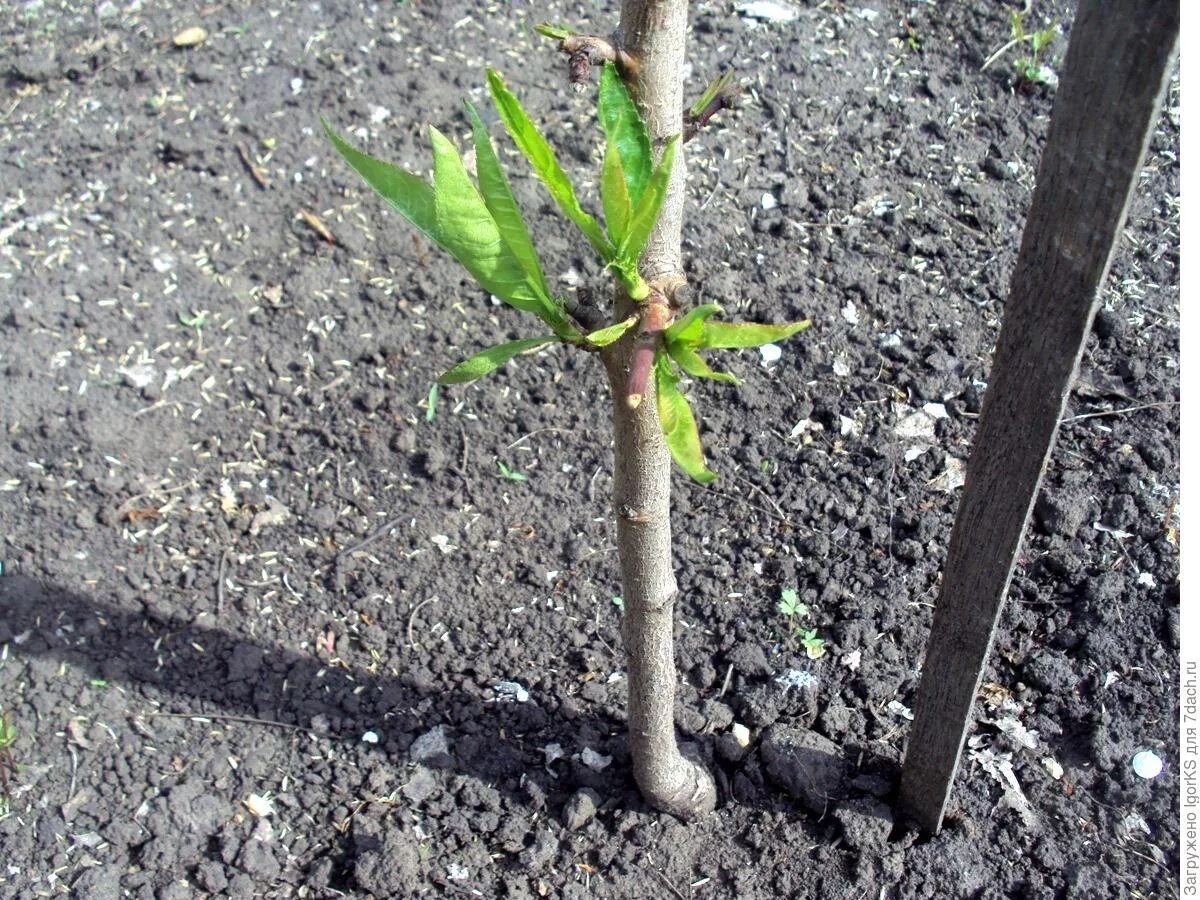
<box><xmin>1131</xmin><ymin>750</ymin><xmax>1163</xmax><ymax>779</ymax></box>
<box><xmin>759</xmin><ymin>343</ymin><xmax>782</xmax><ymax>366</ymax></box>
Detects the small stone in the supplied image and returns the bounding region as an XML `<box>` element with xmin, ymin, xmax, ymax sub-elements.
<box><xmin>173</xmin><ymin>26</ymin><xmax>208</xmax><ymax>47</ymax></box>
<box><xmin>759</xmin><ymin>344</ymin><xmax>783</xmax><ymax>366</ymax></box>
<box><xmin>12</xmin><ymin>49</ymin><xmax>60</xmax><ymax>84</ymax></box>
<box><xmin>580</xmin><ymin>747</ymin><xmax>612</xmax><ymax>771</ymax></box>
<box><xmin>779</xmin><ymin>178</ymin><xmax>809</xmax><ymax>207</ymax></box>
<box><xmin>390</xmin><ymin>429</ymin><xmax>417</xmax><ymax>453</ymax></box>
<box><xmin>562</xmin><ymin>788</ymin><xmax>600</xmax><ymax>831</ymax></box>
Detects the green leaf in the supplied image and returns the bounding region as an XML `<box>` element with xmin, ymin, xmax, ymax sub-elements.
<box><xmin>486</xmin><ymin>69</ymin><xmax>615</xmax><ymax>262</ymax></box>
<box><xmin>534</xmin><ymin>23</ymin><xmax>570</xmax><ymax>40</ymax></box>
<box><xmin>1009</xmin><ymin>10</ymin><xmax>1026</xmax><ymax>41</ymax></box>
<box><xmin>464</xmin><ymin>103</ymin><xmax>576</xmax><ymax>338</ymax></box>
<box><xmin>696</xmin><ymin>319</ymin><xmax>811</xmax><ymax>350</ymax></box>
<box><xmin>428</xmin><ymin>127</ymin><xmax>548</xmax><ymax>315</ymax></box>
<box><xmin>496</xmin><ymin>460</ymin><xmax>528</xmax><ymax>481</ymax></box>
<box><xmin>601</xmin><ymin>140</ymin><xmax>632</xmax><ymax>245</ymax></box>
<box><xmin>619</xmin><ymin>135</ymin><xmax>678</xmax><ymax>263</ymax></box>
<box><xmin>425</xmin><ymin>383</ymin><xmax>438</xmax><ymax>422</ymax></box>
<box><xmin>597</xmin><ymin>63</ymin><xmax>652</xmax><ymax>205</ymax></box>
<box><xmin>437</xmin><ymin>336</ymin><xmax>557</xmax><ymax>384</ymax></box>
<box><xmin>688</xmin><ymin>70</ymin><xmax>734</xmax><ymax>118</ymax></box>
<box><xmin>322</xmin><ymin>117</ymin><xmax>437</xmax><ymax>242</ymax></box>
<box><xmin>585</xmin><ymin>315</ymin><xmax>638</xmax><ymax>348</ymax></box>
<box><xmin>324</xmin><ymin>119</ymin><xmax>568</xmax><ymax>331</ymax></box>
<box><xmin>666</xmin><ymin>342</ymin><xmax>739</xmax><ymax>384</ymax></box>
<box><xmin>178</xmin><ymin>310</ymin><xmax>207</xmax><ymax>330</ymax></box>
<box><xmin>1030</xmin><ymin>27</ymin><xmax>1055</xmax><ymax>55</ymax></box>
<box><xmin>464</xmin><ymin>104</ymin><xmax>551</xmax><ymax>301</ymax></box>
<box><xmin>664</xmin><ymin>303</ymin><xmax>722</xmax><ymax>348</ymax></box>
<box><xmin>654</xmin><ymin>354</ymin><xmax>716</xmax><ymax>484</ymax></box>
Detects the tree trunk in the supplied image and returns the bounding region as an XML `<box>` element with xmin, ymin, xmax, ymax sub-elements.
<box><xmin>599</xmin><ymin>0</ymin><xmax>717</xmax><ymax>821</ymax></box>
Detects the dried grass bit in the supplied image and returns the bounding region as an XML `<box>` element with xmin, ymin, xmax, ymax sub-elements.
<box><xmin>243</xmin><ymin>793</ymin><xmax>275</xmax><ymax>817</ymax></box>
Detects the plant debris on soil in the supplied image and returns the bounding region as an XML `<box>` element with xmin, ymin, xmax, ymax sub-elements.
<box><xmin>0</xmin><ymin>1</ymin><xmax>1179</xmax><ymax>897</ymax></box>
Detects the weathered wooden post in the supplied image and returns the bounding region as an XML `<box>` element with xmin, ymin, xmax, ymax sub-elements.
<box><xmin>897</xmin><ymin>0</ymin><xmax>1179</xmax><ymax>832</ymax></box>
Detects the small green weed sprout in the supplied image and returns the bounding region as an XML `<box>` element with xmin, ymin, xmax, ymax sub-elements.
<box><xmin>0</xmin><ymin>710</ymin><xmax>17</xmax><ymax>815</ymax></box>
<box><xmin>496</xmin><ymin>460</ymin><xmax>527</xmax><ymax>482</ymax></box>
<box><xmin>777</xmin><ymin>588</ymin><xmax>828</xmax><ymax>659</ymax></box>
<box><xmin>981</xmin><ymin>11</ymin><xmax>1058</xmax><ymax>90</ymax></box>
<box><xmin>1011</xmin><ymin>12</ymin><xmax>1058</xmax><ymax>88</ymax></box>
<box><xmin>800</xmin><ymin>629</ymin><xmax>827</xmax><ymax>660</ymax></box>
<box><xmin>777</xmin><ymin>587</ymin><xmax>807</xmax><ymax>619</ymax></box>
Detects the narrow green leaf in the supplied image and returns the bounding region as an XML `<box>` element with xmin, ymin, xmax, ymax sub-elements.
<box><xmin>322</xmin><ymin>118</ymin><xmax>437</xmax><ymax>242</ymax></box>
<box><xmin>464</xmin><ymin>102</ymin><xmax>576</xmax><ymax>338</ymax></box>
<box><xmin>664</xmin><ymin>303</ymin><xmax>722</xmax><ymax>348</ymax></box>
<box><xmin>619</xmin><ymin>136</ymin><xmax>679</xmax><ymax>263</ymax></box>
<box><xmin>601</xmin><ymin>140</ymin><xmax>632</xmax><ymax>245</ymax></box>
<box><xmin>597</xmin><ymin>62</ymin><xmax>652</xmax><ymax>204</ymax></box>
<box><xmin>697</xmin><ymin>319</ymin><xmax>811</xmax><ymax>350</ymax></box>
<box><xmin>486</xmin><ymin>69</ymin><xmax>615</xmax><ymax>262</ymax></box>
<box><xmin>464</xmin><ymin>102</ymin><xmax>552</xmax><ymax>302</ymax></box>
<box><xmin>688</xmin><ymin>71</ymin><xmax>734</xmax><ymax>118</ymax></box>
<box><xmin>654</xmin><ymin>354</ymin><xmax>716</xmax><ymax>484</ymax></box>
<box><xmin>496</xmin><ymin>460</ymin><xmax>528</xmax><ymax>481</ymax></box>
<box><xmin>585</xmin><ymin>314</ymin><xmax>637</xmax><ymax>348</ymax></box>
<box><xmin>437</xmin><ymin>336</ymin><xmax>557</xmax><ymax>385</ymax></box>
<box><xmin>428</xmin><ymin>127</ymin><xmax>552</xmax><ymax>319</ymax></box>
<box><xmin>667</xmin><ymin>342</ymin><xmax>739</xmax><ymax>384</ymax></box>
<box><xmin>325</xmin><ymin>119</ymin><xmax>566</xmax><ymax>330</ymax></box>
<box><xmin>425</xmin><ymin>383</ymin><xmax>438</xmax><ymax>422</ymax></box>
<box><xmin>534</xmin><ymin>23</ymin><xmax>571</xmax><ymax>40</ymax></box>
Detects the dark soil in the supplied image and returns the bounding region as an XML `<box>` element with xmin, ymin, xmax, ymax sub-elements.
<box><xmin>0</xmin><ymin>1</ymin><xmax>1179</xmax><ymax>897</ymax></box>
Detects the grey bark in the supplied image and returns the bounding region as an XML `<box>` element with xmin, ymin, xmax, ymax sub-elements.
<box><xmin>597</xmin><ymin>0</ymin><xmax>717</xmax><ymax>820</ymax></box>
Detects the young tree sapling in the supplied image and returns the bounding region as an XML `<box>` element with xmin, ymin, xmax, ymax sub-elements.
<box><xmin>324</xmin><ymin>1</ymin><xmax>807</xmax><ymax>820</ymax></box>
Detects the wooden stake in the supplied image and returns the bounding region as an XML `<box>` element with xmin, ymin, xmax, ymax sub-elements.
<box><xmin>897</xmin><ymin>0</ymin><xmax>1178</xmax><ymax>833</ymax></box>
